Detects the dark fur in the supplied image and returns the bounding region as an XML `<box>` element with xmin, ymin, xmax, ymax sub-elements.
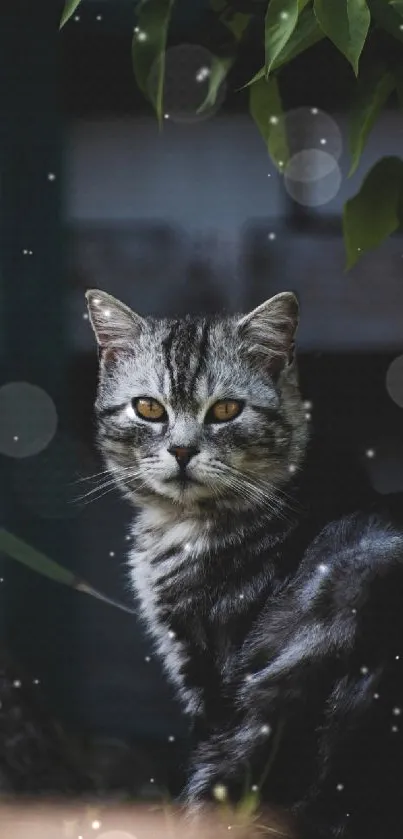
<box><xmin>86</xmin><ymin>290</ymin><xmax>403</xmax><ymax>839</ymax></box>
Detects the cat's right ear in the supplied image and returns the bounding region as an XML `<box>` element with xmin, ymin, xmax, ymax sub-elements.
<box><xmin>85</xmin><ymin>289</ymin><xmax>145</xmax><ymax>360</ymax></box>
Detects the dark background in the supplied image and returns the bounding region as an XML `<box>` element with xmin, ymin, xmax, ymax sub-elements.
<box><xmin>1</xmin><ymin>0</ymin><xmax>403</xmax><ymax>796</ymax></box>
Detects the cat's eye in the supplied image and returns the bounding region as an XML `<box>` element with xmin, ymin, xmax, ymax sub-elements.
<box><xmin>133</xmin><ymin>397</ymin><xmax>167</xmax><ymax>422</ymax></box>
<box><xmin>205</xmin><ymin>399</ymin><xmax>244</xmax><ymax>424</ymax></box>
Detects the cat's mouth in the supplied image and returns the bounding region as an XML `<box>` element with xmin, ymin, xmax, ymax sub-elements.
<box><xmin>164</xmin><ymin>473</ymin><xmax>201</xmax><ymax>486</ymax></box>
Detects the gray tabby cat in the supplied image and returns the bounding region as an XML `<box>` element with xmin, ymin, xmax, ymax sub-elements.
<box><xmin>86</xmin><ymin>288</ymin><xmax>403</xmax><ymax>839</ymax></box>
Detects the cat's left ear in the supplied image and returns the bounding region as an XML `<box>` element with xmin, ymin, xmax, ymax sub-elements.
<box><xmin>85</xmin><ymin>289</ymin><xmax>145</xmax><ymax>359</ymax></box>
<box><xmin>237</xmin><ymin>292</ymin><xmax>299</xmax><ymax>372</ymax></box>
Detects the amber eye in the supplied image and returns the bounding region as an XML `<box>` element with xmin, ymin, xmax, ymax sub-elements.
<box><xmin>133</xmin><ymin>397</ymin><xmax>167</xmax><ymax>422</ymax></box>
<box><xmin>205</xmin><ymin>399</ymin><xmax>244</xmax><ymax>424</ymax></box>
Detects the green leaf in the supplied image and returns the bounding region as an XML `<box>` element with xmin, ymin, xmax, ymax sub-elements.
<box><xmin>244</xmin><ymin>5</ymin><xmax>323</xmax><ymax>87</ymax></box>
<box><xmin>197</xmin><ymin>55</ymin><xmax>234</xmax><ymax>113</ymax></box>
<box><xmin>349</xmin><ymin>68</ymin><xmax>395</xmax><ymax>175</ymax></box>
<box><xmin>369</xmin><ymin>0</ymin><xmax>403</xmax><ymax>43</ymax></box>
<box><xmin>272</xmin><ymin>4</ymin><xmax>325</xmax><ymax>70</ymax></box>
<box><xmin>210</xmin><ymin>0</ymin><xmax>251</xmax><ymax>41</ymax></box>
<box><xmin>314</xmin><ymin>0</ymin><xmax>371</xmax><ymax>75</ymax></box>
<box><xmin>0</xmin><ymin>529</ymin><xmax>136</xmax><ymax>615</ymax></box>
<box><xmin>390</xmin><ymin>0</ymin><xmax>403</xmax><ymax>15</ymax></box>
<box><xmin>249</xmin><ymin>76</ymin><xmax>289</xmax><ymax>171</ymax></box>
<box><xmin>343</xmin><ymin>156</ymin><xmax>403</xmax><ymax>268</ymax></box>
<box><xmin>132</xmin><ymin>0</ymin><xmax>175</xmax><ymax>126</ymax></box>
<box><xmin>59</xmin><ymin>0</ymin><xmax>81</xmax><ymax>29</ymax></box>
<box><xmin>265</xmin><ymin>0</ymin><xmax>299</xmax><ymax>76</ymax></box>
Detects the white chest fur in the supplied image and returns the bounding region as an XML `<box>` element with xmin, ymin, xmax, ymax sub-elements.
<box><xmin>128</xmin><ymin>507</ymin><xmax>209</xmax><ymax>715</ymax></box>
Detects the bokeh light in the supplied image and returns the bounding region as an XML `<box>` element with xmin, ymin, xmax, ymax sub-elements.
<box><xmin>386</xmin><ymin>355</ymin><xmax>403</xmax><ymax>408</ymax></box>
<box><xmin>269</xmin><ymin>106</ymin><xmax>343</xmax><ymax>160</ymax></box>
<box><xmin>0</xmin><ymin>382</ymin><xmax>58</xmax><ymax>458</ymax></box>
<box><xmin>148</xmin><ymin>44</ymin><xmax>226</xmax><ymax>124</ymax></box>
<box><xmin>284</xmin><ymin>150</ymin><xmax>341</xmax><ymax>207</ymax></box>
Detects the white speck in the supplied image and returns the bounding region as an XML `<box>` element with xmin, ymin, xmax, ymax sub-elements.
<box><xmin>168</xmin><ymin>735</ymin><xmax>175</xmax><ymax>742</ymax></box>
<box><xmin>346</xmin><ymin>813</ymin><xmax>350</xmax><ymax>818</ymax></box>
<box><xmin>261</xmin><ymin>724</ymin><xmax>271</xmax><ymax>735</ymax></box>
<box><xmin>268</xmin><ymin>232</ymin><xmax>276</xmax><ymax>240</ymax></box>
<box><xmin>195</xmin><ymin>66</ymin><xmax>210</xmax><ymax>83</ymax></box>
<box><xmin>267</xmin><ymin>173</ymin><xmax>271</xmax><ymax>177</ymax></box>
<box><xmin>318</xmin><ymin>563</ymin><xmax>329</xmax><ymax>574</ymax></box>
<box><xmin>251</xmin><ymin>784</ymin><xmax>258</xmax><ymax>792</ymax></box>
<box><xmin>109</xmin><ymin>550</ymin><xmax>115</xmax><ymax>557</ymax></box>
<box><xmin>13</xmin><ymin>680</ymin><xmax>21</xmax><ymax>688</ymax></box>
<box><xmin>245</xmin><ymin>674</ymin><xmax>253</xmax><ymax>682</ymax></box>
<box><xmin>278</xmin><ymin>160</ymin><xmax>284</xmax><ymax>167</ymax></box>
<box><xmin>74</xmin><ymin>15</ymin><xmax>80</xmax><ymax>21</ymax></box>
<box><xmin>269</xmin><ymin>115</ymin><xmax>279</xmax><ymax>125</ymax></box>
<box><xmin>305</xmin><ymin>412</ymin><xmax>312</xmax><ymax>421</ymax></box>
<box><xmin>365</xmin><ymin>448</ymin><xmax>375</xmax><ymax>459</ymax></box>
<box><xmin>393</xmin><ymin>707</ymin><xmax>402</xmax><ymax>716</ymax></box>
<box><xmin>164</xmin><ymin>113</ymin><xmax>170</xmax><ymax>119</ymax></box>
<box><xmin>96</xmin><ymin>14</ymin><xmax>102</xmax><ymax>21</ymax></box>
<box><xmin>360</xmin><ymin>666</ymin><xmax>369</xmax><ymax>675</ymax></box>
<box><xmin>303</xmin><ymin>400</ymin><xmax>312</xmax><ymax>410</ymax></box>
<box><xmin>239</xmin><ymin>594</ymin><xmax>244</xmax><ymax>600</ymax></box>
<box><xmin>392</xmin><ymin>725</ymin><xmax>399</xmax><ymax>733</ymax></box>
<box><xmin>103</xmin><ymin>308</ymin><xmax>111</xmax><ymax>318</ymax></box>
<box><xmin>33</xmin><ymin>678</ymin><xmax>40</xmax><ymax>685</ymax></box>
<box><xmin>150</xmin><ymin>777</ymin><xmax>155</xmax><ymax>783</ymax></box>
<box><xmin>137</xmin><ymin>30</ymin><xmax>147</xmax><ymax>42</ymax></box>
<box><xmin>374</xmin><ymin>693</ymin><xmax>379</xmax><ymax>699</ymax></box>
<box><xmin>396</xmin><ymin>655</ymin><xmax>400</xmax><ymax>661</ymax></box>
<box><xmin>357</xmin><ymin>247</ymin><xmax>361</xmax><ymax>252</ymax></box>
<box><xmin>134</xmin><ymin>26</ymin><xmax>139</xmax><ymax>33</ymax></box>
<box><xmin>213</xmin><ymin>783</ymin><xmax>227</xmax><ymax>801</ymax></box>
<box><xmin>13</xmin><ymin>436</ymin><xmax>19</xmax><ymax>442</ymax></box>
<box><xmin>0</xmin><ymin>578</ymin><xmax>3</xmax><ymax>583</ymax></box>
<box><xmin>125</xmin><ymin>535</ymin><xmax>131</xmax><ymax>541</ymax></box>
<box><xmin>82</xmin><ymin>312</ymin><xmax>89</xmax><ymax>320</ymax></box>
<box><xmin>400</xmin><ymin>23</ymin><xmax>403</xmax><ymax>30</ymax></box>
<box><xmin>337</xmin><ymin>783</ymin><xmax>344</xmax><ymax>791</ymax></box>
<box><xmin>280</xmin><ymin>11</ymin><xmax>289</xmax><ymax>19</ymax></box>
<box><xmin>311</xmin><ymin>107</ymin><xmax>318</xmax><ymax>115</ymax></box>
<box><xmin>227</xmin><ymin>827</ymin><xmax>232</xmax><ymax>831</ymax></box>
<box><xmin>91</xmin><ymin>821</ymin><xmax>101</xmax><ymax>831</ymax></box>
<box><xmin>145</xmin><ymin>656</ymin><xmax>151</xmax><ymax>663</ymax></box>
<box><xmin>320</xmin><ymin>138</ymin><xmax>327</xmax><ymax>145</ymax></box>
<box><xmin>168</xmin><ymin>630</ymin><xmax>175</xmax><ymax>639</ymax></box>
<box><xmin>47</xmin><ymin>173</ymin><xmax>56</xmax><ymax>181</ymax></box>
<box><xmin>93</xmin><ymin>297</ymin><xmax>100</xmax><ymax>305</ymax></box>
<box><xmin>288</xmin><ymin>463</ymin><xmax>297</xmax><ymax>474</ymax></box>
<box><xmin>184</xmin><ymin>543</ymin><xmax>192</xmax><ymax>553</ymax></box>
<box><xmin>352</xmin><ymin>608</ymin><xmax>357</xmax><ymax>615</ymax></box>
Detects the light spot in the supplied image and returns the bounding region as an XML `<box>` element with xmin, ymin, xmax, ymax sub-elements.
<box><xmin>82</xmin><ymin>312</ymin><xmax>89</xmax><ymax>320</ymax></box>
<box><xmin>33</xmin><ymin>678</ymin><xmax>40</xmax><ymax>685</ymax></box>
<box><xmin>184</xmin><ymin>543</ymin><xmax>192</xmax><ymax>553</ymax></box>
<box><xmin>365</xmin><ymin>448</ymin><xmax>375</xmax><ymax>459</ymax></box>
<box><xmin>352</xmin><ymin>608</ymin><xmax>357</xmax><ymax>615</ymax></box>
<box><xmin>288</xmin><ymin>463</ymin><xmax>297</xmax><ymax>474</ymax></box>
<box><xmin>145</xmin><ymin>656</ymin><xmax>151</xmax><ymax>663</ymax></box>
<box><xmin>336</xmin><ymin>783</ymin><xmax>344</xmax><ymax>792</ymax></box>
<box><xmin>150</xmin><ymin>777</ymin><xmax>155</xmax><ymax>783</ymax></box>
<box><xmin>269</xmin><ymin>115</ymin><xmax>279</xmax><ymax>125</ymax></box>
<box><xmin>168</xmin><ymin>630</ymin><xmax>175</xmax><ymax>639</ymax></box>
<box><xmin>164</xmin><ymin>113</ymin><xmax>170</xmax><ymax>119</ymax></box>
<box><xmin>109</xmin><ymin>550</ymin><xmax>115</xmax><ymax>557</ymax></box>
<box><xmin>74</xmin><ymin>15</ymin><xmax>80</xmax><ymax>21</ymax></box>
<box><xmin>168</xmin><ymin>735</ymin><xmax>175</xmax><ymax>742</ymax></box>
<box><xmin>239</xmin><ymin>593</ymin><xmax>245</xmax><ymax>600</ymax></box>
<box><xmin>311</xmin><ymin>107</ymin><xmax>318</xmax><ymax>115</ymax></box>
<box><xmin>47</xmin><ymin>172</ymin><xmax>56</xmax><ymax>181</ymax></box>
<box><xmin>392</xmin><ymin>725</ymin><xmax>399</xmax><ymax>733</ymax></box>
<box><xmin>268</xmin><ymin>232</ymin><xmax>276</xmax><ymax>240</ymax></box>
<box><xmin>318</xmin><ymin>563</ymin><xmax>329</xmax><ymax>574</ymax></box>
<box><xmin>374</xmin><ymin>693</ymin><xmax>380</xmax><ymax>699</ymax></box>
<box><xmin>13</xmin><ymin>680</ymin><xmax>21</xmax><ymax>688</ymax></box>
<box><xmin>280</xmin><ymin>11</ymin><xmax>289</xmax><ymax>19</ymax></box>
<box><xmin>393</xmin><ymin>707</ymin><xmax>402</xmax><ymax>716</ymax></box>
<box><xmin>303</xmin><ymin>400</ymin><xmax>312</xmax><ymax>410</ymax></box>
<box><xmin>213</xmin><ymin>783</ymin><xmax>228</xmax><ymax>802</ymax></box>
<box><xmin>396</xmin><ymin>655</ymin><xmax>400</xmax><ymax>661</ymax></box>
<box><xmin>278</xmin><ymin>160</ymin><xmax>284</xmax><ymax>167</ymax></box>
<box><xmin>91</xmin><ymin>821</ymin><xmax>101</xmax><ymax>830</ymax></box>
<box><xmin>320</xmin><ymin>138</ymin><xmax>327</xmax><ymax>145</ymax></box>
<box><xmin>103</xmin><ymin>308</ymin><xmax>111</xmax><ymax>318</ymax></box>
<box><xmin>251</xmin><ymin>784</ymin><xmax>258</xmax><ymax>792</ymax></box>
<box><xmin>196</xmin><ymin>66</ymin><xmax>210</xmax><ymax>83</ymax></box>
<box><xmin>305</xmin><ymin>412</ymin><xmax>312</xmax><ymax>421</ymax></box>
<box><xmin>260</xmin><ymin>724</ymin><xmax>271</xmax><ymax>735</ymax></box>
<box><xmin>360</xmin><ymin>666</ymin><xmax>369</xmax><ymax>675</ymax></box>
<box><xmin>137</xmin><ymin>30</ymin><xmax>147</xmax><ymax>41</ymax></box>
<box><xmin>96</xmin><ymin>14</ymin><xmax>102</xmax><ymax>21</ymax></box>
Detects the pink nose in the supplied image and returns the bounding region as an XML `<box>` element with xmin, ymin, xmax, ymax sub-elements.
<box><xmin>168</xmin><ymin>446</ymin><xmax>199</xmax><ymax>467</ymax></box>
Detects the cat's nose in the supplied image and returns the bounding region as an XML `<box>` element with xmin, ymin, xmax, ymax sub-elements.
<box><xmin>168</xmin><ymin>446</ymin><xmax>200</xmax><ymax>467</ymax></box>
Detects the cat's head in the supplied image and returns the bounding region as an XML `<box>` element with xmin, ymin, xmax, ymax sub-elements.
<box><xmin>86</xmin><ymin>290</ymin><xmax>308</xmax><ymax>514</ymax></box>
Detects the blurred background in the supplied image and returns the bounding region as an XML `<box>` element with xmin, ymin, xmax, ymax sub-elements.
<box><xmin>1</xmin><ymin>0</ymin><xmax>403</xmax><ymax>799</ymax></box>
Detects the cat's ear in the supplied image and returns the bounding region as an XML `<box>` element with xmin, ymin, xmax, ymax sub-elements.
<box><xmin>85</xmin><ymin>289</ymin><xmax>145</xmax><ymax>358</ymax></box>
<box><xmin>237</xmin><ymin>292</ymin><xmax>299</xmax><ymax>373</ymax></box>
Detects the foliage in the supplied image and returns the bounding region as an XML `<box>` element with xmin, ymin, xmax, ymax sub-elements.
<box><xmin>60</xmin><ymin>0</ymin><xmax>403</xmax><ymax>266</ymax></box>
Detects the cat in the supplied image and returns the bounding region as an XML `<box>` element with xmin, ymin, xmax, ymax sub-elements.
<box><xmin>86</xmin><ymin>287</ymin><xmax>403</xmax><ymax>839</ymax></box>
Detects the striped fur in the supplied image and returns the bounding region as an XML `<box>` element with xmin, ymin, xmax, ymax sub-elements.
<box><xmin>87</xmin><ymin>290</ymin><xmax>403</xmax><ymax>839</ymax></box>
